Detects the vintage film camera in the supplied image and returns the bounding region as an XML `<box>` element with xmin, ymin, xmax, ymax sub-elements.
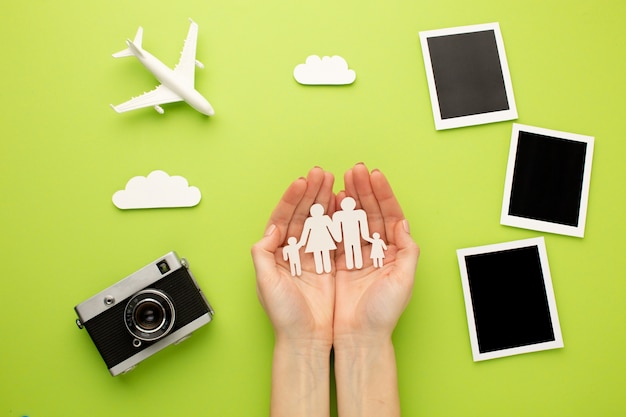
<box><xmin>74</xmin><ymin>252</ymin><xmax>214</xmax><ymax>376</ymax></box>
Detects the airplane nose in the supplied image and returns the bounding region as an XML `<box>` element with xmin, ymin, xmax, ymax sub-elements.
<box><xmin>199</xmin><ymin>100</ymin><xmax>215</xmax><ymax>116</ymax></box>
<box><xmin>188</xmin><ymin>90</ymin><xmax>215</xmax><ymax>116</ymax></box>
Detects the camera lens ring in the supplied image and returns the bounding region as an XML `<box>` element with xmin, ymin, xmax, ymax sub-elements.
<box><xmin>133</xmin><ymin>298</ymin><xmax>166</xmax><ymax>333</ymax></box>
<box><xmin>124</xmin><ymin>289</ymin><xmax>175</xmax><ymax>342</ymax></box>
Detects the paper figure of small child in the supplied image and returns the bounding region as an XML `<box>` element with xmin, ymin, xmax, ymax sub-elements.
<box><xmin>369</xmin><ymin>232</ymin><xmax>388</xmax><ymax>268</ymax></box>
<box><xmin>283</xmin><ymin>237</ymin><xmax>303</xmax><ymax>277</ymax></box>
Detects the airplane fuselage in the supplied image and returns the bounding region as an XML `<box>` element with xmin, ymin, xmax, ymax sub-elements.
<box><xmin>131</xmin><ymin>45</ymin><xmax>214</xmax><ymax>116</ymax></box>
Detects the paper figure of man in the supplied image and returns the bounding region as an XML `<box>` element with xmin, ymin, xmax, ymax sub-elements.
<box><xmin>332</xmin><ymin>197</ymin><xmax>371</xmax><ymax>270</ymax></box>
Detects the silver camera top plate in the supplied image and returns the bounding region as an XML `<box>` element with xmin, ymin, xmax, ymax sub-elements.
<box><xmin>75</xmin><ymin>252</ymin><xmax>184</xmax><ymax>324</ymax></box>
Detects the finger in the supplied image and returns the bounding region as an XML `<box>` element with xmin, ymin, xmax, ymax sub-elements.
<box><xmin>315</xmin><ymin>170</ymin><xmax>336</xmax><ymax>212</ymax></box>
<box><xmin>335</xmin><ymin>190</ymin><xmax>346</xmax><ymax>210</ymax></box>
<box><xmin>371</xmin><ymin>169</ymin><xmax>405</xmax><ymax>243</ymax></box>
<box><xmin>266</xmin><ymin>177</ymin><xmax>308</xmax><ymax>244</ymax></box>
<box><xmin>328</xmin><ymin>191</ymin><xmax>337</xmax><ymax>216</ymax></box>
<box><xmin>391</xmin><ymin>220</ymin><xmax>420</xmax><ymax>283</ymax></box>
<box><xmin>351</xmin><ymin>163</ymin><xmax>386</xmax><ymax>240</ymax></box>
<box><xmin>342</xmin><ymin>166</ymin><xmax>358</xmax><ymax>207</ymax></box>
<box><xmin>288</xmin><ymin>167</ymin><xmax>326</xmax><ymax>239</ymax></box>
<box><xmin>251</xmin><ymin>223</ymin><xmax>285</xmax><ymax>283</ymax></box>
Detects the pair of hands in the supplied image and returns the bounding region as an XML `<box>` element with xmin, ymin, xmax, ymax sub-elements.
<box><xmin>251</xmin><ymin>164</ymin><xmax>420</xmax><ymax>351</ymax></box>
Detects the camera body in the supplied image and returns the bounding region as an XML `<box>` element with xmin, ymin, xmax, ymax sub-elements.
<box><xmin>74</xmin><ymin>252</ymin><xmax>214</xmax><ymax>376</ymax></box>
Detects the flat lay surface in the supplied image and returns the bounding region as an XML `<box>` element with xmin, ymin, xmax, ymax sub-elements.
<box><xmin>1</xmin><ymin>0</ymin><xmax>624</xmax><ymax>416</ymax></box>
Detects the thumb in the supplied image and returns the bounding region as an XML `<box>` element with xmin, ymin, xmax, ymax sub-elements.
<box><xmin>251</xmin><ymin>224</ymin><xmax>282</xmax><ymax>276</ymax></box>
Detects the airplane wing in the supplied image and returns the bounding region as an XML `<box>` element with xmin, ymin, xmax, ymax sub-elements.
<box><xmin>111</xmin><ymin>84</ymin><xmax>183</xmax><ymax>113</ymax></box>
<box><xmin>172</xmin><ymin>19</ymin><xmax>199</xmax><ymax>87</ymax></box>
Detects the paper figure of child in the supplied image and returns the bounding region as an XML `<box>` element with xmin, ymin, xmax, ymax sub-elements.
<box><xmin>369</xmin><ymin>232</ymin><xmax>388</xmax><ymax>268</ymax></box>
<box><xmin>283</xmin><ymin>237</ymin><xmax>302</xmax><ymax>277</ymax></box>
<box><xmin>332</xmin><ymin>197</ymin><xmax>371</xmax><ymax>270</ymax></box>
<box><xmin>297</xmin><ymin>203</ymin><xmax>340</xmax><ymax>274</ymax></box>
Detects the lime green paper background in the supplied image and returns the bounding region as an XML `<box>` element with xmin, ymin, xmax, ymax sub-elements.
<box><xmin>1</xmin><ymin>0</ymin><xmax>624</xmax><ymax>416</ymax></box>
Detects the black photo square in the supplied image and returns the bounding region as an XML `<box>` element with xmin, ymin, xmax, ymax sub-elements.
<box><xmin>457</xmin><ymin>237</ymin><xmax>563</xmax><ymax>361</ymax></box>
<box><xmin>419</xmin><ymin>22</ymin><xmax>517</xmax><ymax>130</ymax></box>
<box><xmin>501</xmin><ymin>124</ymin><xmax>594</xmax><ymax>237</ymax></box>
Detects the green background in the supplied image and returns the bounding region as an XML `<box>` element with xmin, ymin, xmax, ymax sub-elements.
<box><xmin>1</xmin><ymin>0</ymin><xmax>624</xmax><ymax>416</ymax></box>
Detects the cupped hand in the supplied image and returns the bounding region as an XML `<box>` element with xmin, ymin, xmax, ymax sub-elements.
<box><xmin>333</xmin><ymin>163</ymin><xmax>420</xmax><ymax>345</ymax></box>
<box><xmin>251</xmin><ymin>167</ymin><xmax>337</xmax><ymax>347</ymax></box>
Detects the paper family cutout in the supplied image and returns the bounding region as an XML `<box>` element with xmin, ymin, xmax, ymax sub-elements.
<box><xmin>282</xmin><ymin>197</ymin><xmax>386</xmax><ymax>276</ymax></box>
<box><xmin>293</xmin><ymin>55</ymin><xmax>356</xmax><ymax>85</ymax></box>
<box><xmin>112</xmin><ymin>170</ymin><xmax>201</xmax><ymax>209</ymax></box>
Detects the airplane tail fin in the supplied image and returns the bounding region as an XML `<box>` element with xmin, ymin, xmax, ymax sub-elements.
<box><xmin>112</xmin><ymin>27</ymin><xmax>143</xmax><ymax>58</ymax></box>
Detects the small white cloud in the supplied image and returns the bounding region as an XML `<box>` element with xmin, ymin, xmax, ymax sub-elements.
<box><xmin>113</xmin><ymin>170</ymin><xmax>201</xmax><ymax>209</ymax></box>
<box><xmin>293</xmin><ymin>55</ymin><xmax>356</xmax><ymax>85</ymax></box>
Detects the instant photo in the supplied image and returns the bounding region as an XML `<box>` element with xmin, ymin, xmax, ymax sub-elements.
<box><xmin>419</xmin><ymin>22</ymin><xmax>517</xmax><ymax>130</ymax></box>
<box><xmin>501</xmin><ymin>124</ymin><xmax>594</xmax><ymax>237</ymax></box>
<box><xmin>457</xmin><ymin>237</ymin><xmax>563</xmax><ymax>361</ymax></box>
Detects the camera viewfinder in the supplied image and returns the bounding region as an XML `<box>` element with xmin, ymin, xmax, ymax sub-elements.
<box><xmin>157</xmin><ymin>260</ymin><xmax>170</xmax><ymax>274</ymax></box>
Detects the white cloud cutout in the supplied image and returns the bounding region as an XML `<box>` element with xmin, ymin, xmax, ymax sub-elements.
<box><xmin>112</xmin><ymin>170</ymin><xmax>201</xmax><ymax>209</ymax></box>
<box><xmin>293</xmin><ymin>55</ymin><xmax>356</xmax><ymax>85</ymax></box>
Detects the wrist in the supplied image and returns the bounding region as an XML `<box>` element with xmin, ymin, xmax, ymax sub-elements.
<box><xmin>333</xmin><ymin>332</ymin><xmax>394</xmax><ymax>359</ymax></box>
<box><xmin>274</xmin><ymin>333</ymin><xmax>333</xmax><ymax>359</ymax></box>
<box><xmin>333</xmin><ymin>337</ymin><xmax>400</xmax><ymax>417</ymax></box>
<box><xmin>333</xmin><ymin>325</ymin><xmax>393</xmax><ymax>352</ymax></box>
<box><xmin>271</xmin><ymin>335</ymin><xmax>331</xmax><ymax>417</ymax></box>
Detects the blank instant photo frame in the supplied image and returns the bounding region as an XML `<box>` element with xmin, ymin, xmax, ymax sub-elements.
<box><xmin>419</xmin><ymin>22</ymin><xmax>517</xmax><ymax>130</ymax></box>
<box><xmin>501</xmin><ymin>124</ymin><xmax>594</xmax><ymax>238</ymax></box>
<box><xmin>457</xmin><ymin>237</ymin><xmax>563</xmax><ymax>361</ymax></box>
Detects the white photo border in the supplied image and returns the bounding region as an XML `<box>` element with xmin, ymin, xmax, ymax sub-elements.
<box><xmin>419</xmin><ymin>22</ymin><xmax>518</xmax><ymax>130</ymax></box>
<box><xmin>501</xmin><ymin>123</ymin><xmax>595</xmax><ymax>238</ymax></box>
<box><xmin>456</xmin><ymin>237</ymin><xmax>564</xmax><ymax>361</ymax></box>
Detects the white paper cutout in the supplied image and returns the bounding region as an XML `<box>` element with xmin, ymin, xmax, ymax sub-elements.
<box><xmin>297</xmin><ymin>203</ymin><xmax>339</xmax><ymax>274</ymax></box>
<box><xmin>293</xmin><ymin>55</ymin><xmax>356</xmax><ymax>85</ymax></box>
<box><xmin>332</xmin><ymin>197</ymin><xmax>370</xmax><ymax>270</ymax></box>
<box><xmin>112</xmin><ymin>170</ymin><xmax>201</xmax><ymax>209</ymax></box>
<box><xmin>283</xmin><ymin>237</ymin><xmax>303</xmax><ymax>277</ymax></box>
<box><xmin>283</xmin><ymin>198</ymin><xmax>385</xmax><ymax>276</ymax></box>
<box><xmin>370</xmin><ymin>232</ymin><xmax>388</xmax><ymax>268</ymax></box>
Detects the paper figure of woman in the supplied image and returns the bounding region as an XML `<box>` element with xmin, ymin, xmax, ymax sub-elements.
<box><xmin>298</xmin><ymin>203</ymin><xmax>339</xmax><ymax>274</ymax></box>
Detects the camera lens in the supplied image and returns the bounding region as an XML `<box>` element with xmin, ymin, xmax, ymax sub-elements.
<box><xmin>125</xmin><ymin>289</ymin><xmax>175</xmax><ymax>342</ymax></box>
<box><xmin>134</xmin><ymin>300</ymin><xmax>165</xmax><ymax>331</ymax></box>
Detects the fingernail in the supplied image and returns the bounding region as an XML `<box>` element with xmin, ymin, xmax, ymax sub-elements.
<box><xmin>402</xmin><ymin>219</ymin><xmax>411</xmax><ymax>234</ymax></box>
<box><xmin>264</xmin><ymin>224</ymin><xmax>277</xmax><ymax>237</ymax></box>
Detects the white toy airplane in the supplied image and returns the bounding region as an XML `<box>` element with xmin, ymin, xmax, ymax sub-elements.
<box><xmin>111</xmin><ymin>19</ymin><xmax>214</xmax><ymax>116</ymax></box>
